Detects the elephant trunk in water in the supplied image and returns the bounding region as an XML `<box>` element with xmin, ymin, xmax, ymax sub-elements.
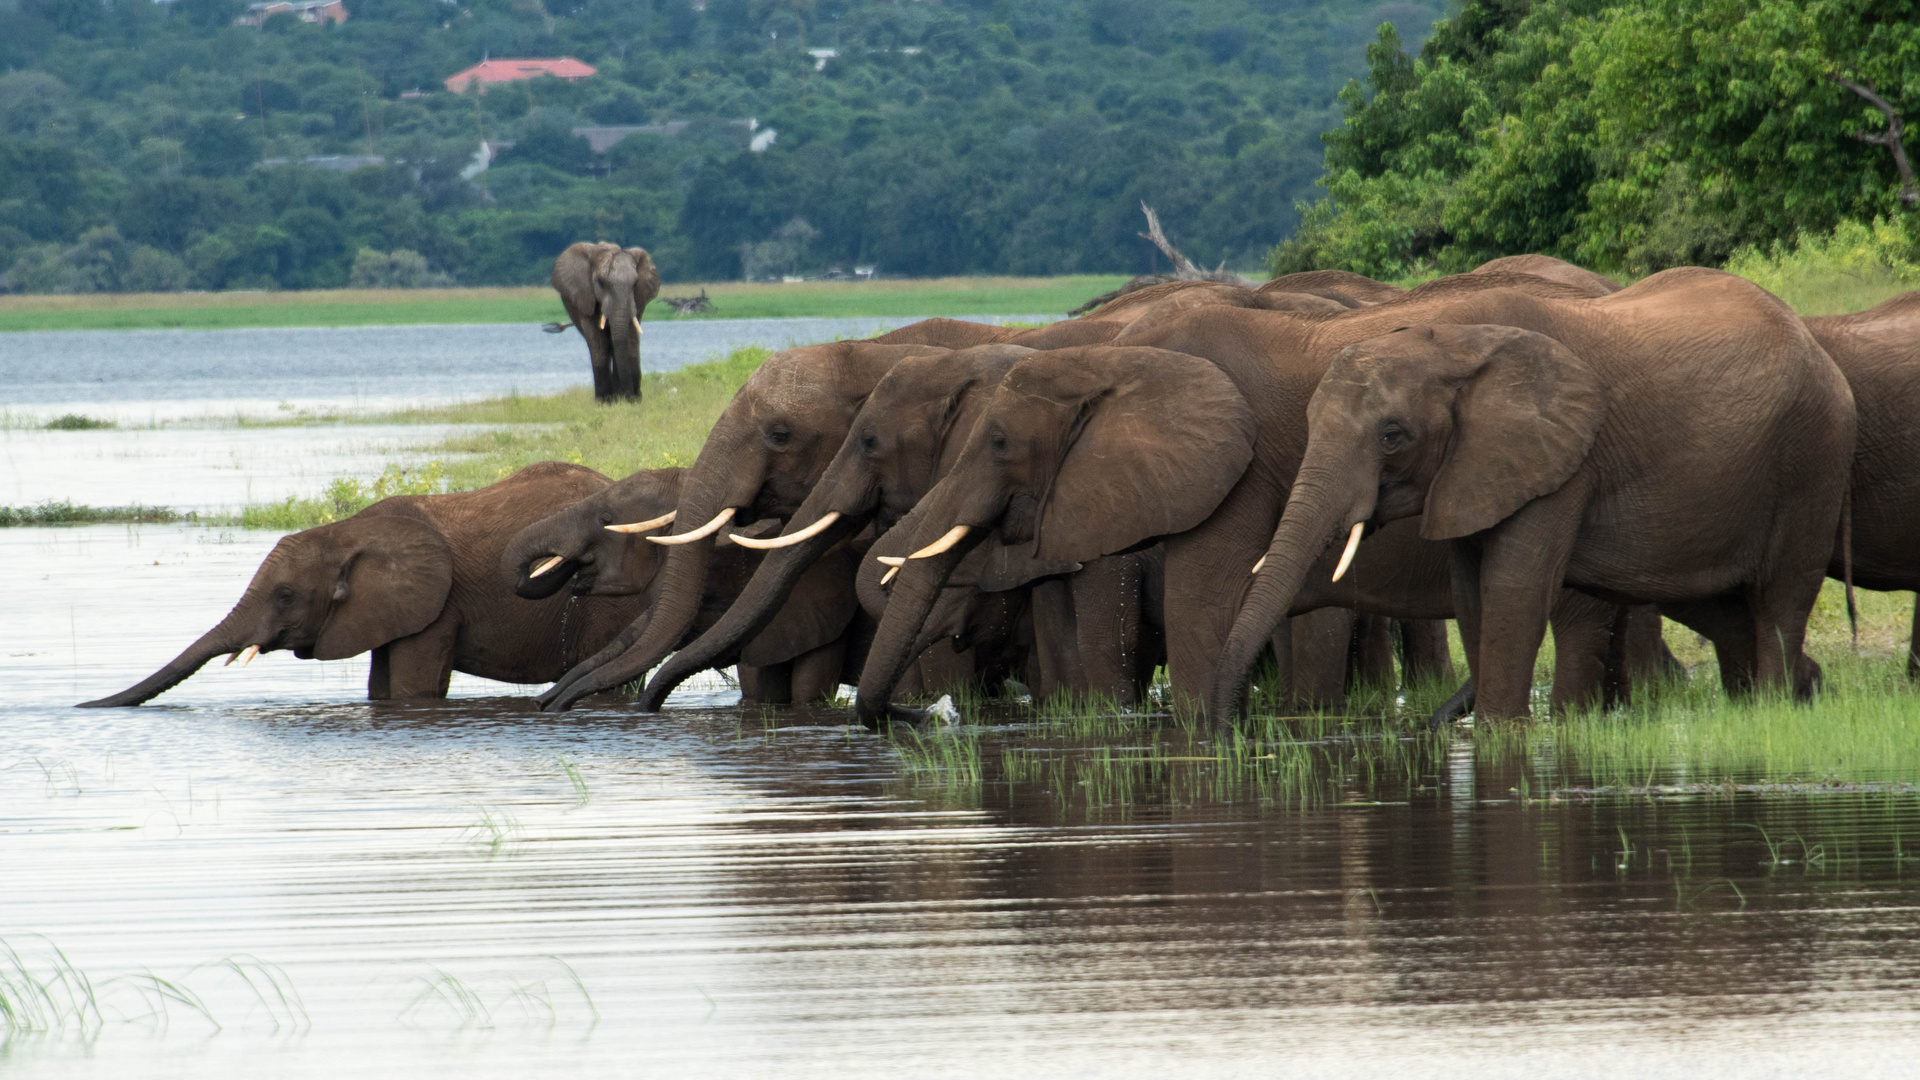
<box><xmin>854</xmin><ymin>528</ymin><xmax>986</xmax><ymax>726</ymax></box>
<box><xmin>1209</xmin><ymin>454</ymin><xmax>1378</xmax><ymax>720</ymax></box>
<box><xmin>539</xmin><ymin>430</ymin><xmax>762</xmax><ymax>711</ymax></box>
<box><xmin>78</xmin><ymin>611</ymin><xmax>251</xmax><ymax>708</ymax></box>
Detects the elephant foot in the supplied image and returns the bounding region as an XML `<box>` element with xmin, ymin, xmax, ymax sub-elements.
<box><xmin>1429</xmin><ymin>677</ymin><xmax>1476</xmax><ymax>730</ymax></box>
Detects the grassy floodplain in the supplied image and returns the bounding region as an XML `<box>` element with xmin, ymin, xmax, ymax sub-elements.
<box><xmin>0</xmin><ymin>275</ymin><xmax>1130</xmax><ymax>333</ymax></box>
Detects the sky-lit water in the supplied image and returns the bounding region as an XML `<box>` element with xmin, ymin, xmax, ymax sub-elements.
<box><xmin>8</xmin><ymin>526</ymin><xmax>1920</xmax><ymax>1078</ymax></box>
<box><xmin>0</xmin><ymin>315</ymin><xmax>1057</xmax><ymax>424</ymax></box>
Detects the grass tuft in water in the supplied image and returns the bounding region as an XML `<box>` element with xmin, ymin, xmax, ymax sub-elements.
<box><xmin>41</xmin><ymin>413</ymin><xmax>115</xmax><ymax>431</ymax></box>
<box><xmin>0</xmin><ymin>502</ymin><xmax>184</xmax><ymax>527</ymax></box>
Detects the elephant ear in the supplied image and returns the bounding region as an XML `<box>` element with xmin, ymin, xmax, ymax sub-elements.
<box><xmin>1420</xmin><ymin>325</ymin><xmax>1606</xmax><ymax>540</ymax></box>
<box><xmin>312</xmin><ymin>515</ymin><xmax>455</xmax><ymax>661</ymax></box>
<box><xmin>1030</xmin><ymin>347</ymin><xmax>1256</xmax><ymax>565</ymax></box>
<box><xmin>741</xmin><ymin>545</ymin><xmax>859</xmax><ymax>667</ymax></box>
<box><xmin>625</xmin><ymin>247</ymin><xmax>660</xmax><ymax>309</ymax></box>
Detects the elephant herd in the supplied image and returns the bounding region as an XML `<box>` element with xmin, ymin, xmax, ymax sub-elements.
<box><xmin>84</xmin><ymin>255</ymin><xmax>1920</xmax><ymax>729</ymax></box>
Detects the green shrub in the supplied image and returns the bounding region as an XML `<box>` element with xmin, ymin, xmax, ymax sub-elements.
<box><xmin>42</xmin><ymin>413</ymin><xmax>115</xmax><ymax>430</ymax></box>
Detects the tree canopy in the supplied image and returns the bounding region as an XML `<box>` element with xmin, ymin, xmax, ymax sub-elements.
<box><xmin>1275</xmin><ymin>0</ymin><xmax>1920</xmax><ymax>277</ymax></box>
<box><xmin>0</xmin><ymin>0</ymin><xmax>1449</xmax><ymax>290</ymax></box>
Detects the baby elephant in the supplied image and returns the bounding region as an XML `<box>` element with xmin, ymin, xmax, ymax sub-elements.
<box><xmin>79</xmin><ymin>462</ymin><xmax>642</xmax><ymax>707</ymax></box>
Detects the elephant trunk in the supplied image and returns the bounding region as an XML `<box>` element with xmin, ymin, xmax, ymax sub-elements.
<box><xmin>606</xmin><ymin>293</ymin><xmax>642</xmax><ymax>401</ymax></box>
<box><xmin>854</xmin><ymin>530</ymin><xmax>985</xmax><ymax>725</ymax></box>
<box><xmin>1208</xmin><ymin>458</ymin><xmax>1377</xmax><ymax>720</ymax></box>
<box><xmin>503</xmin><ymin>516</ymin><xmax>580</xmax><ymax>600</ymax></box>
<box><xmin>541</xmin><ymin>447</ymin><xmax>755</xmax><ymax>711</ymax></box>
<box><xmin>639</xmin><ymin>511</ymin><xmax>865</xmax><ymax>710</ymax></box>
<box><xmin>77</xmin><ymin>612</ymin><xmax>251</xmax><ymax>708</ymax></box>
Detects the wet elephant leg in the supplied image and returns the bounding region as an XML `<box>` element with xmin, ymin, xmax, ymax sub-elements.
<box><xmin>1070</xmin><ymin>556</ymin><xmax>1145</xmax><ymax>705</ymax></box>
<box><xmin>368</xmin><ymin>644</ymin><xmax>391</xmax><ymax>700</ymax></box>
<box><xmin>1397</xmin><ymin>619</ymin><xmax>1455</xmax><ymax>687</ymax></box>
<box><xmin>381</xmin><ymin>615</ymin><xmax>458</xmax><ymax>700</ymax></box>
<box><xmin>1604</xmin><ymin>604</ymin><xmax>1673</xmax><ymax>707</ymax></box>
<box><xmin>916</xmin><ymin>643</ymin><xmax>976</xmax><ymax>698</ymax></box>
<box><xmin>789</xmin><ymin>637</ymin><xmax>848</xmax><ymax>704</ymax></box>
<box><xmin>742</xmin><ymin>661</ymin><xmax>793</xmax><ymax>706</ymax></box>
<box><xmin>1289</xmin><ymin>608</ymin><xmax>1355</xmax><ymax>711</ymax></box>
<box><xmin>1029</xmin><ymin>578</ymin><xmax>1086</xmax><ymax>701</ymax></box>
<box><xmin>1349</xmin><ymin>613</ymin><xmax>1397</xmax><ymax>697</ymax></box>
<box><xmin>1659</xmin><ymin>595</ymin><xmax>1755</xmax><ymax>697</ymax></box>
<box><xmin>1546</xmin><ymin>591</ymin><xmax>1614</xmax><ymax>715</ymax></box>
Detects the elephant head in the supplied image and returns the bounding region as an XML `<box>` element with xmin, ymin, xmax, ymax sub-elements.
<box><xmin>632</xmin><ymin>344</ymin><xmax>1034</xmax><ymax>709</ymax></box>
<box><xmin>1208</xmin><ymin>323</ymin><xmax>1605</xmax><ymax>717</ymax></box>
<box><xmin>504</xmin><ymin>467</ymin><xmax>686</xmax><ymax>600</ymax></box>
<box><xmin>853</xmin><ymin>345</ymin><xmax>1257</xmax><ymax>724</ymax></box>
<box><xmin>79</xmin><ymin>512</ymin><xmax>455</xmax><ymax>707</ymax></box>
<box><xmin>552</xmin><ymin>241</ymin><xmax>661</xmax><ymax>402</ymax></box>
<box><xmin>537</xmin><ymin>341</ymin><xmax>946</xmax><ymax>710</ymax></box>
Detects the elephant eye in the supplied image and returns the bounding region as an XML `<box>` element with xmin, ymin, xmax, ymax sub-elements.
<box><xmin>990</xmin><ymin>431</ymin><xmax>1009</xmax><ymax>454</ymax></box>
<box><xmin>766</xmin><ymin>427</ymin><xmax>791</xmax><ymax>449</ymax></box>
<box><xmin>274</xmin><ymin>585</ymin><xmax>295</xmax><ymax>607</ymax></box>
<box><xmin>1380</xmin><ymin>423</ymin><xmax>1411</xmax><ymax>454</ymax></box>
<box><xmin>859</xmin><ymin>431</ymin><xmax>879</xmax><ymax>454</ymax></box>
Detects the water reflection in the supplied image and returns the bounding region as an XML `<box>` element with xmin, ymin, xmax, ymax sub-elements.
<box><xmin>6</xmin><ymin>529</ymin><xmax>1920</xmax><ymax>1076</ymax></box>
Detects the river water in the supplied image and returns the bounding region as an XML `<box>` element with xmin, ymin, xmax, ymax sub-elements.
<box><xmin>6</xmin><ymin>321</ymin><xmax>1920</xmax><ymax>1075</ymax></box>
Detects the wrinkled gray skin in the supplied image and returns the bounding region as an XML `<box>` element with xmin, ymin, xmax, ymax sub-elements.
<box><xmin>81</xmin><ymin>463</ymin><xmax>640</xmax><ymax>707</ymax></box>
<box><xmin>536</xmin><ymin>340</ymin><xmax>948</xmax><ymax>711</ymax></box>
<box><xmin>553</xmin><ymin>242</ymin><xmax>660</xmax><ymax>402</ymax></box>
<box><xmin>503</xmin><ymin>466</ymin><xmax>859</xmax><ymax>705</ymax></box>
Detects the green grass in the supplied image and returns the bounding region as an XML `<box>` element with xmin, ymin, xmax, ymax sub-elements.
<box><xmin>0</xmin><ymin>502</ymin><xmax>186</xmax><ymax>527</ymax></box>
<box><xmin>0</xmin><ymin>275</ymin><xmax>1130</xmax><ymax>332</ymax></box>
<box><xmin>41</xmin><ymin>413</ymin><xmax>116</xmax><ymax>431</ymax></box>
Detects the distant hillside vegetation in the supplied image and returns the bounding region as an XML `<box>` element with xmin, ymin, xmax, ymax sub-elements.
<box><xmin>0</xmin><ymin>0</ymin><xmax>1446</xmax><ymax>290</ymax></box>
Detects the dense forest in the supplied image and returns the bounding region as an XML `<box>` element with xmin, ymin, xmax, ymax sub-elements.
<box><xmin>0</xmin><ymin>0</ymin><xmax>1447</xmax><ymax>290</ymax></box>
<box><xmin>1277</xmin><ymin>0</ymin><xmax>1920</xmax><ymax>277</ymax></box>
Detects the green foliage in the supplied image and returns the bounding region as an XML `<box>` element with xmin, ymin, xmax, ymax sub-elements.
<box><xmin>1724</xmin><ymin>216</ymin><xmax>1920</xmax><ymax>313</ymax></box>
<box><xmin>41</xmin><ymin>413</ymin><xmax>115</xmax><ymax>430</ymax></box>
<box><xmin>239</xmin><ymin>461</ymin><xmax>446</xmax><ymax>529</ymax></box>
<box><xmin>1275</xmin><ymin>0</ymin><xmax>1920</xmax><ymax>278</ymax></box>
<box><xmin>0</xmin><ymin>502</ymin><xmax>181</xmax><ymax>526</ymax></box>
<box><xmin>0</xmin><ymin>0</ymin><xmax>1449</xmax><ymax>289</ymax></box>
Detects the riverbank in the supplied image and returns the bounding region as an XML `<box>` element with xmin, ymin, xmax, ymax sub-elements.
<box><xmin>0</xmin><ymin>275</ymin><xmax>1130</xmax><ymax>332</ymax></box>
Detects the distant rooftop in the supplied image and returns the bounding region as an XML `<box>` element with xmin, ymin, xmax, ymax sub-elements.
<box><xmin>235</xmin><ymin>0</ymin><xmax>348</xmax><ymax>27</ymax></box>
<box><xmin>445</xmin><ymin>58</ymin><xmax>597</xmax><ymax>94</ymax></box>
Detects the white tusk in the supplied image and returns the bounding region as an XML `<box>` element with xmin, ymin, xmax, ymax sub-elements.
<box><xmin>606</xmin><ymin>511</ymin><xmax>675</xmax><ymax>534</ymax></box>
<box><xmin>530</xmin><ymin>554</ymin><xmax>567</xmax><ymax>578</ymax></box>
<box><xmin>875</xmin><ymin>555</ymin><xmax>905</xmax><ymax>567</ymax></box>
<box><xmin>226</xmin><ymin>644</ymin><xmax>260</xmax><ymax>667</ymax></box>
<box><xmin>881</xmin><ymin>565</ymin><xmax>900</xmax><ymax>586</ymax></box>
<box><xmin>598</xmin><ymin>313</ymin><xmax>606</xmax><ymax>330</ymax></box>
<box><xmin>633</xmin><ymin>317</ymin><xmax>643</xmax><ymax>336</ymax></box>
<box><xmin>1251</xmin><ymin>556</ymin><xmax>1266</xmax><ymax>575</ymax></box>
<box><xmin>648</xmin><ymin>507</ymin><xmax>736</xmax><ymax>546</ymax></box>
<box><xmin>730</xmin><ymin>511</ymin><xmax>841</xmax><ymax>550</ymax></box>
<box><xmin>1330</xmin><ymin>522</ymin><xmax>1365</xmax><ymax>583</ymax></box>
<box><xmin>907</xmin><ymin>525</ymin><xmax>971</xmax><ymax>560</ymax></box>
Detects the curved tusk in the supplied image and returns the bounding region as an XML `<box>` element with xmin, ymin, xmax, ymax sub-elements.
<box><xmin>226</xmin><ymin>644</ymin><xmax>260</xmax><ymax>667</ymax></box>
<box><xmin>606</xmin><ymin>510</ymin><xmax>675</xmax><ymax>534</ymax></box>
<box><xmin>529</xmin><ymin>554</ymin><xmax>567</xmax><ymax>578</ymax></box>
<box><xmin>1330</xmin><ymin>522</ymin><xmax>1365</xmax><ymax>583</ymax></box>
<box><xmin>633</xmin><ymin>316</ymin><xmax>643</xmax><ymax>336</ymax></box>
<box><xmin>907</xmin><ymin>525</ymin><xmax>971</xmax><ymax>560</ymax></box>
<box><xmin>880</xmin><ymin>565</ymin><xmax>900</xmax><ymax>586</ymax></box>
<box><xmin>875</xmin><ymin>555</ymin><xmax>905</xmax><ymax>567</ymax></box>
<box><xmin>648</xmin><ymin>507</ymin><xmax>736</xmax><ymax>546</ymax></box>
<box><xmin>1251</xmin><ymin>555</ymin><xmax>1266</xmax><ymax>575</ymax></box>
<box><xmin>730</xmin><ymin>511</ymin><xmax>840</xmax><ymax>550</ymax></box>
<box><xmin>598</xmin><ymin>313</ymin><xmax>606</xmax><ymax>330</ymax></box>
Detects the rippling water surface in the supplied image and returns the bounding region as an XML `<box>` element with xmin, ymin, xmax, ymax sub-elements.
<box><xmin>7</xmin><ymin>525</ymin><xmax>1920</xmax><ymax>1077</ymax></box>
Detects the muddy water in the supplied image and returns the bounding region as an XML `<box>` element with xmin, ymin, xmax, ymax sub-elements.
<box><xmin>7</xmin><ymin>528</ymin><xmax>1920</xmax><ymax>1076</ymax></box>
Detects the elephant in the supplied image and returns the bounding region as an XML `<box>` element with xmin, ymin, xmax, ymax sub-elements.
<box><xmin>79</xmin><ymin>462</ymin><xmax>642</xmax><ymax>707</ymax></box>
<box><xmin>851</xmin><ymin>272</ymin><xmax>1696</xmax><ymax>724</ymax></box>
<box><xmin>1215</xmin><ymin>269</ymin><xmax>1855</xmax><ymax>720</ymax></box>
<box><xmin>553</xmin><ymin>242</ymin><xmax>660</xmax><ymax>403</ymax></box>
<box><xmin>873</xmin><ymin>315</ymin><xmax>1126</xmax><ymax>351</ymax></box>
<box><xmin>1806</xmin><ymin>291</ymin><xmax>1920</xmax><ymax>675</ymax></box>
<box><xmin>630</xmin><ymin>344</ymin><xmax>1048</xmax><ymax>710</ymax></box>
<box><xmin>503</xmin><ymin>465</ymin><xmax>859</xmax><ymax>705</ymax></box>
<box><xmin>533</xmin><ymin>340</ymin><xmax>953</xmax><ymax>711</ymax></box>
<box><xmin>1470</xmin><ymin>254</ymin><xmax>1621</xmax><ymax>295</ymax></box>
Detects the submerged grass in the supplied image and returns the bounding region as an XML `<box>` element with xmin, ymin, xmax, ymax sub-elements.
<box><xmin>0</xmin><ymin>938</ymin><xmax>307</xmax><ymax>1039</ymax></box>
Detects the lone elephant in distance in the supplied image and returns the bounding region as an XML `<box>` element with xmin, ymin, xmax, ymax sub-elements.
<box><xmin>79</xmin><ymin>463</ymin><xmax>643</xmax><ymax>707</ymax></box>
<box><xmin>553</xmin><ymin>241</ymin><xmax>660</xmax><ymax>403</ymax></box>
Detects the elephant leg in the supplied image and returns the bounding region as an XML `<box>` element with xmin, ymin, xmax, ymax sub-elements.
<box><xmin>1161</xmin><ymin>500</ymin><xmax>1271</xmax><ymax>714</ymax></box>
<box><xmin>916</xmin><ymin>643</ymin><xmax>975</xmax><ymax>698</ymax></box>
<box><xmin>1748</xmin><ymin>565</ymin><xmax>1828</xmax><ymax>700</ymax></box>
<box><xmin>1545</xmin><ymin>590</ymin><xmax>1613</xmax><ymax>715</ymax></box>
<box><xmin>1463</xmin><ymin>506</ymin><xmax>1578</xmax><ymax>720</ymax></box>
<box><xmin>742</xmin><ymin>661</ymin><xmax>793</xmax><ymax>705</ymax></box>
<box><xmin>1909</xmin><ymin>594</ymin><xmax>1920</xmax><ymax>680</ymax></box>
<box><xmin>1604</xmin><ymin>604</ymin><xmax>1673</xmax><ymax>708</ymax></box>
<box><xmin>1289</xmin><ymin>608</ymin><xmax>1354</xmax><ymax>711</ymax></box>
<box><xmin>1029</xmin><ymin>578</ymin><xmax>1085</xmax><ymax>701</ymax></box>
<box><xmin>575</xmin><ymin>319</ymin><xmax>615</xmax><ymax>401</ymax></box>
<box><xmin>368</xmin><ymin>644</ymin><xmax>391</xmax><ymax>700</ymax></box>
<box><xmin>1070</xmin><ymin>556</ymin><xmax>1145</xmax><ymax>705</ymax></box>
<box><xmin>1268</xmin><ymin>624</ymin><xmax>1293</xmax><ymax>711</ymax></box>
<box><xmin>1349</xmin><ymin>613</ymin><xmax>1397</xmax><ymax>696</ymax></box>
<box><xmin>1660</xmin><ymin>595</ymin><xmax>1755</xmax><ymax>697</ymax></box>
<box><xmin>379</xmin><ymin>616</ymin><xmax>458</xmax><ymax>700</ymax></box>
<box><xmin>1397</xmin><ymin>619</ymin><xmax>1455</xmax><ymax>687</ymax></box>
<box><xmin>789</xmin><ymin>637</ymin><xmax>848</xmax><ymax>704</ymax></box>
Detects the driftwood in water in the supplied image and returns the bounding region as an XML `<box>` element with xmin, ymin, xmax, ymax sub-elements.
<box><xmin>661</xmin><ymin>288</ymin><xmax>713</xmax><ymax>314</ymax></box>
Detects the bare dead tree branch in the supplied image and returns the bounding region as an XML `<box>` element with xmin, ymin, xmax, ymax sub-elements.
<box><xmin>1833</xmin><ymin>74</ymin><xmax>1919</xmax><ymax>207</ymax></box>
<box><xmin>1137</xmin><ymin>202</ymin><xmax>1203</xmax><ymax>276</ymax></box>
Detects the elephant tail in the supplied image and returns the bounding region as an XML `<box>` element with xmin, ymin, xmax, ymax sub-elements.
<box><xmin>1842</xmin><ymin>495</ymin><xmax>1858</xmax><ymax>652</ymax></box>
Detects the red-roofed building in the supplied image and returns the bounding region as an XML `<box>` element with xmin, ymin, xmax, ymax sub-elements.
<box><xmin>444</xmin><ymin>58</ymin><xmax>597</xmax><ymax>94</ymax></box>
